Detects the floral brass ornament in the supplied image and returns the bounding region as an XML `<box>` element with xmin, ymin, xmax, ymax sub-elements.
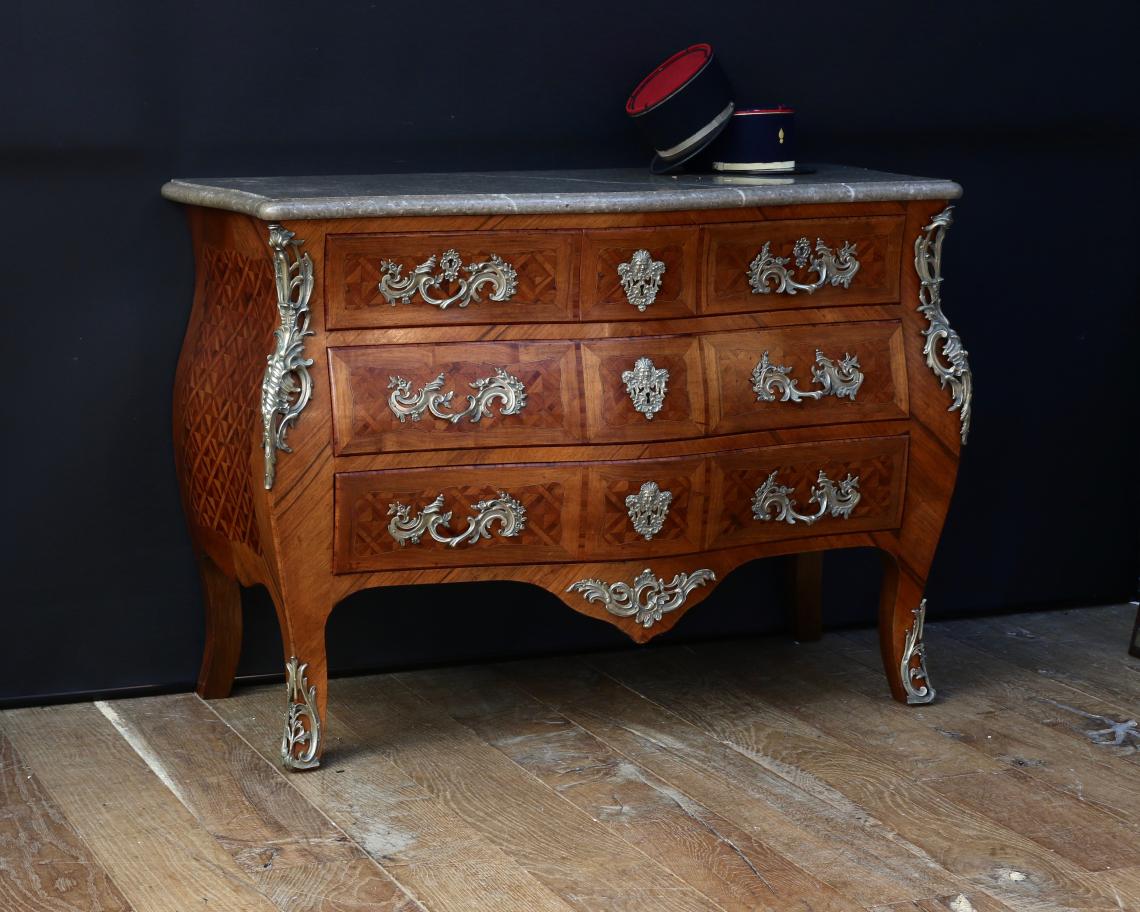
<box><xmin>262</xmin><ymin>225</ymin><xmax>315</xmax><ymax>490</ymax></box>
<box><xmin>387</xmin><ymin>368</ymin><xmax>527</xmax><ymax>424</ymax></box>
<box><xmin>901</xmin><ymin>599</ymin><xmax>936</xmax><ymax>704</ymax></box>
<box><xmin>387</xmin><ymin>492</ymin><xmax>526</xmax><ymax>548</ymax></box>
<box><xmin>378</xmin><ymin>248</ymin><xmax>518</xmax><ymax>310</ymax></box>
<box><xmin>915</xmin><ymin>206</ymin><xmax>972</xmax><ymax>444</ymax></box>
<box><xmin>617</xmin><ymin>249</ymin><xmax>666</xmax><ymax>312</ymax></box>
<box><xmin>751</xmin><ymin>469</ymin><xmax>861</xmax><ymax>525</ymax></box>
<box><xmin>281</xmin><ymin>657</ymin><xmax>321</xmax><ymax>770</ymax></box>
<box><xmin>752</xmin><ymin>349</ymin><xmax>864</xmax><ymax>402</ymax></box>
<box><xmin>625</xmin><ymin>481</ymin><xmax>673</xmax><ymax>541</ymax></box>
<box><xmin>622</xmin><ymin>357</ymin><xmax>670</xmax><ymax>420</ymax></box>
<box><xmin>748</xmin><ymin>236</ymin><xmax>860</xmax><ymax>295</ymax></box>
<box><xmin>568</xmin><ymin>567</ymin><xmax>716</xmax><ymax>628</ymax></box>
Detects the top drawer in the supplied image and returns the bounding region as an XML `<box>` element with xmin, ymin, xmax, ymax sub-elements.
<box><xmin>326</xmin><ymin>230</ymin><xmax>578</xmax><ymax>329</ymax></box>
<box><xmin>703</xmin><ymin>216</ymin><xmax>904</xmax><ymax>313</ymax></box>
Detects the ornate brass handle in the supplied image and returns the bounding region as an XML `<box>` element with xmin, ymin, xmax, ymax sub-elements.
<box><xmin>387</xmin><ymin>369</ymin><xmax>527</xmax><ymax>424</ymax></box>
<box><xmin>567</xmin><ymin>567</ymin><xmax>716</xmax><ymax>628</ymax></box>
<box><xmin>752</xmin><ymin>349</ymin><xmax>864</xmax><ymax>402</ymax></box>
<box><xmin>748</xmin><ymin>236</ymin><xmax>859</xmax><ymax>295</ymax></box>
<box><xmin>751</xmin><ymin>470</ymin><xmax>861</xmax><ymax>525</ymax></box>
<box><xmin>617</xmin><ymin>249</ymin><xmax>666</xmax><ymax>311</ymax></box>
<box><xmin>387</xmin><ymin>492</ymin><xmax>526</xmax><ymax>547</ymax></box>
<box><xmin>379</xmin><ymin>248</ymin><xmax>518</xmax><ymax>310</ymax></box>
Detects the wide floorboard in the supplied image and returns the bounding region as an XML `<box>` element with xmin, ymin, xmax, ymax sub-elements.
<box><xmin>2</xmin><ymin>604</ymin><xmax>1137</xmax><ymax>912</ymax></box>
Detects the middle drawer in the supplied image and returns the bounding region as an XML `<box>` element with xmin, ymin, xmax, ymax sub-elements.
<box><xmin>329</xmin><ymin>321</ymin><xmax>907</xmax><ymax>455</ymax></box>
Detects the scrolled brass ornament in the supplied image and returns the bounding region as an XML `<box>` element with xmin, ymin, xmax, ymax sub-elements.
<box><xmin>914</xmin><ymin>206</ymin><xmax>972</xmax><ymax>444</ymax></box>
<box><xmin>748</xmin><ymin>236</ymin><xmax>860</xmax><ymax>295</ymax></box>
<box><xmin>387</xmin><ymin>491</ymin><xmax>526</xmax><ymax>548</ymax></box>
<box><xmin>567</xmin><ymin>567</ymin><xmax>716</xmax><ymax>628</ymax></box>
<box><xmin>901</xmin><ymin>599</ymin><xmax>936</xmax><ymax>704</ymax></box>
<box><xmin>281</xmin><ymin>657</ymin><xmax>321</xmax><ymax>770</ymax></box>
<box><xmin>617</xmin><ymin>248</ymin><xmax>666</xmax><ymax>312</ymax></box>
<box><xmin>387</xmin><ymin>368</ymin><xmax>527</xmax><ymax>424</ymax></box>
<box><xmin>751</xmin><ymin>349</ymin><xmax>864</xmax><ymax>402</ymax></box>
<box><xmin>378</xmin><ymin>248</ymin><xmax>518</xmax><ymax>310</ymax></box>
<box><xmin>751</xmin><ymin>469</ymin><xmax>861</xmax><ymax>525</ymax></box>
<box><xmin>261</xmin><ymin>225</ymin><xmax>315</xmax><ymax>490</ymax></box>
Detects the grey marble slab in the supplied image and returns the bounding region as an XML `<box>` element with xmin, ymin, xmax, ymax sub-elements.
<box><xmin>160</xmin><ymin>164</ymin><xmax>961</xmax><ymax>221</ymax></box>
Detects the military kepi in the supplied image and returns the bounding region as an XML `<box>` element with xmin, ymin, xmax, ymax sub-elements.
<box><xmin>625</xmin><ymin>44</ymin><xmax>734</xmax><ymax>173</ymax></box>
<box><xmin>703</xmin><ymin>106</ymin><xmax>796</xmax><ymax>173</ymax></box>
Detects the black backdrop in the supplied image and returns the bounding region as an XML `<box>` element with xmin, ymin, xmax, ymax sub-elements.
<box><xmin>4</xmin><ymin>1</ymin><xmax>1138</xmax><ymax>704</ymax></box>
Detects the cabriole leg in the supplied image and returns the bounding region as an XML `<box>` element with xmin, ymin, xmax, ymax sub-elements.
<box><xmin>789</xmin><ymin>552</ymin><xmax>824</xmax><ymax>641</ymax></box>
<box><xmin>878</xmin><ymin>551</ymin><xmax>936</xmax><ymax>705</ymax></box>
<box><xmin>194</xmin><ymin>552</ymin><xmax>242</xmax><ymax>700</ymax></box>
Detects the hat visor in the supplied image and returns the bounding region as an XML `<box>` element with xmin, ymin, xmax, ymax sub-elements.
<box><xmin>649</xmin><ymin>112</ymin><xmax>734</xmax><ymax>174</ymax></box>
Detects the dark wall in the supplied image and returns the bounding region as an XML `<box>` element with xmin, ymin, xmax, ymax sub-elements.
<box><xmin>4</xmin><ymin>1</ymin><xmax>1137</xmax><ymax>703</ymax></box>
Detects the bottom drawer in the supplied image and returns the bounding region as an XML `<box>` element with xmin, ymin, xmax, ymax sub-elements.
<box><xmin>705</xmin><ymin>435</ymin><xmax>907</xmax><ymax>551</ymax></box>
<box><xmin>334</xmin><ymin>465</ymin><xmax>584</xmax><ymax>573</ymax></box>
<box><xmin>333</xmin><ymin>435</ymin><xmax>907</xmax><ymax>573</ymax></box>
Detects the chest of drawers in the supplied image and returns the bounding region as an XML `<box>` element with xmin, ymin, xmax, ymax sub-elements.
<box><xmin>162</xmin><ymin>167</ymin><xmax>970</xmax><ymax>770</ymax></box>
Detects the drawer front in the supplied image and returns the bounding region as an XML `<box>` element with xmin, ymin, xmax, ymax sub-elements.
<box><xmin>583</xmin><ymin>457</ymin><xmax>707</xmax><ymax>560</ymax></box>
<box><xmin>334</xmin><ymin>435</ymin><xmax>906</xmax><ymax>574</ymax></box>
<box><xmin>706</xmin><ymin>436</ymin><xmax>907</xmax><ymax>551</ymax></box>
<box><xmin>334</xmin><ymin>465</ymin><xmax>583</xmax><ymax>572</ymax></box>
<box><xmin>330</xmin><ymin>341</ymin><xmax>582</xmax><ymax>455</ymax></box>
<box><xmin>580</xmin><ymin>228</ymin><xmax>699</xmax><ymax>321</ymax></box>
<box><xmin>704</xmin><ymin>216</ymin><xmax>904</xmax><ymax>313</ymax></box>
<box><xmin>581</xmin><ymin>336</ymin><xmax>706</xmax><ymax>443</ymax></box>
<box><xmin>326</xmin><ymin>231</ymin><xmax>577</xmax><ymax>329</ymax></box>
<box><xmin>704</xmin><ymin>321</ymin><xmax>909</xmax><ymax>435</ymax></box>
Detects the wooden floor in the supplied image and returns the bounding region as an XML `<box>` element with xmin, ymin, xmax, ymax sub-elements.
<box><xmin>2</xmin><ymin>605</ymin><xmax>1138</xmax><ymax>912</ymax></box>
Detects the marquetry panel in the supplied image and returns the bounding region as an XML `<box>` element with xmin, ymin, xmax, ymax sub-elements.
<box><xmin>705</xmin><ymin>320</ymin><xmax>909</xmax><ymax>435</ymax></box>
<box><xmin>326</xmin><ymin>230</ymin><xmax>577</xmax><ymax>328</ymax></box>
<box><xmin>703</xmin><ymin>216</ymin><xmax>904</xmax><ymax>312</ymax></box>
<box><xmin>580</xmin><ymin>227</ymin><xmax>699</xmax><ymax>321</ymax></box>
<box><xmin>582</xmin><ymin>335</ymin><xmax>706</xmax><ymax>443</ymax></box>
<box><xmin>330</xmin><ymin>341</ymin><xmax>582</xmax><ymax>455</ymax></box>
<box><xmin>334</xmin><ymin>465</ymin><xmax>583</xmax><ymax>572</ymax></box>
<box><xmin>177</xmin><ymin>244</ymin><xmax>273</xmax><ymax>550</ymax></box>
<box><xmin>706</xmin><ymin>436</ymin><xmax>907</xmax><ymax>550</ymax></box>
<box><xmin>584</xmin><ymin>458</ymin><xmax>707</xmax><ymax>560</ymax></box>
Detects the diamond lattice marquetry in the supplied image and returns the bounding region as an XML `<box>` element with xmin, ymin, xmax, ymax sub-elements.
<box><xmin>178</xmin><ymin>245</ymin><xmax>273</xmax><ymax>549</ymax></box>
<box><xmin>601</xmin><ymin>476</ymin><xmax>692</xmax><ymax>547</ymax></box>
<box><xmin>342</xmin><ymin>254</ymin><xmax>384</xmax><ymax>310</ymax></box>
<box><xmin>509</xmin><ymin>249</ymin><xmax>559</xmax><ymax>304</ymax></box>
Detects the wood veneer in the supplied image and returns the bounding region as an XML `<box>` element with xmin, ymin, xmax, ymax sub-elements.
<box><xmin>172</xmin><ymin>196</ymin><xmax>967</xmax><ymax>768</ymax></box>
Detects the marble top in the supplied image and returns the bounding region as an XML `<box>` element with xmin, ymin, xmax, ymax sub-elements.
<box><xmin>161</xmin><ymin>165</ymin><xmax>961</xmax><ymax>221</ymax></box>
